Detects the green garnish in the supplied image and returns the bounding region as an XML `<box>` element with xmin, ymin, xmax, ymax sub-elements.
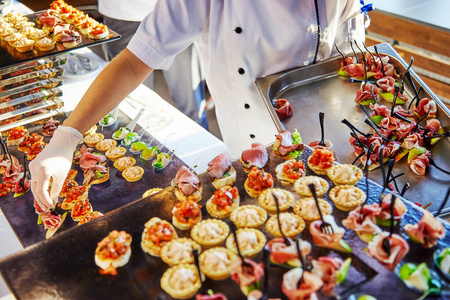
<box><xmin>94</xmin><ymin>170</ymin><xmax>104</xmax><ymax>178</ymax></box>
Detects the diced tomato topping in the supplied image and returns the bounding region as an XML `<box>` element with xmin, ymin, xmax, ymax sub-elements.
<box><xmin>27</xmin><ymin>141</ymin><xmax>46</xmax><ymax>156</ymax></box>
<box><xmin>72</xmin><ymin>200</ymin><xmax>91</xmax><ymax>218</ymax></box>
<box><xmin>19</xmin><ymin>133</ymin><xmax>43</xmax><ymax>149</ymax></box>
<box><xmin>97</xmin><ymin>230</ymin><xmax>131</xmax><ymax>261</ymax></box>
<box><xmin>8</xmin><ymin>126</ymin><xmax>27</xmax><ymax>140</ymax></box>
<box><xmin>282</xmin><ymin>160</ymin><xmax>305</xmax><ymax>180</ymax></box>
<box><xmin>91</xmin><ymin>24</ymin><xmax>107</xmax><ymax>35</ymax></box>
<box><xmin>308</xmin><ymin>149</ymin><xmax>335</xmax><ymax>169</ymax></box>
<box><xmin>173</xmin><ymin>200</ymin><xmax>201</xmax><ymax>225</ymax></box>
<box><xmin>212</xmin><ymin>186</ymin><xmax>239</xmax><ymax>210</ymax></box>
<box><xmin>66</xmin><ymin>185</ymin><xmax>86</xmax><ymax>202</ymax></box>
<box><xmin>147</xmin><ymin>222</ymin><xmax>175</xmax><ymax>247</ymax></box>
<box><xmin>247</xmin><ymin>167</ymin><xmax>273</xmax><ymax>191</ymax></box>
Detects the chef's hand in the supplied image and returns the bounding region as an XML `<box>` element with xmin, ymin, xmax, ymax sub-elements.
<box><xmin>30</xmin><ymin>126</ymin><xmax>83</xmax><ymax>211</ymax></box>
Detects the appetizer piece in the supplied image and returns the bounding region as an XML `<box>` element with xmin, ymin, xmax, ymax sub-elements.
<box><xmin>307</xmin><ymin>148</ymin><xmax>335</xmax><ymax>175</ymax></box>
<box><xmin>293</xmin><ymin>197</ymin><xmax>332</xmax><ymax>223</ymax></box>
<box><xmin>130</xmin><ymin>141</ymin><xmax>146</xmax><ymax>153</ymax></box>
<box><xmin>405</xmin><ymin>210</ymin><xmax>445</xmax><ymax>248</ymax></box>
<box><xmin>173</xmin><ymin>165</ymin><xmax>203</xmax><ymax>202</ymax></box>
<box><xmin>83</xmin><ymin>124</ymin><xmax>97</xmax><ymax>137</ymax></box>
<box><xmin>0</xmin><ymin>154</ymin><xmax>19</xmax><ymax>175</ymax></box>
<box><xmin>273</xmin><ymin>98</ymin><xmax>293</xmax><ymax>120</ymax></box>
<box><xmin>327</xmin><ymin>164</ymin><xmax>363</xmax><ymax>186</ymax></box>
<box><xmin>140</xmin><ymin>145</ymin><xmax>159</xmax><ymax>160</ymax></box>
<box><xmin>266</xmin><ymin>212</ymin><xmax>305</xmax><ymax>238</ymax></box>
<box><xmin>206</xmin><ymin>186</ymin><xmax>240</xmax><ymax>219</ymax></box>
<box><xmin>311</xmin><ymin>256</ymin><xmax>351</xmax><ymax>295</ymax></box>
<box><xmin>105</xmin><ymin>146</ymin><xmax>126</xmax><ymax>161</ymax></box>
<box><xmin>355</xmin><ymin>82</ymin><xmax>379</xmax><ymax>105</ymax></box>
<box><xmin>328</xmin><ymin>185</ymin><xmax>366</xmax><ymax>211</ymax></box>
<box><xmin>5</xmin><ymin>32</ymin><xmax>24</xmax><ymax>46</ymax></box>
<box><xmin>376</xmin><ymin>193</ymin><xmax>408</xmax><ymax>226</ymax></box>
<box><xmin>89</xmin><ymin>24</ymin><xmax>109</xmax><ymax>39</ymax></box>
<box><xmin>122</xmin><ymin>166</ymin><xmax>144</xmax><ymax>182</ymax></box>
<box><xmin>273</xmin><ymin>129</ymin><xmax>303</xmax><ymax>159</ymax></box>
<box><xmin>172</xmin><ymin>200</ymin><xmax>202</xmax><ymax>230</ymax></box>
<box><xmin>258</xmin><ymin>188</ymin><xmax>293</xmax><ymax>214</ymax></box>
<box><xmin>160</xmin><ymin>264</ymin><xmax>201</xmax><ymax>299</ymax></box>
<box><xmin>240</xmin><ymin>143</ymin><xmax>268</xmax><ymax>172</ymax></box>
<box><xmin>28</xmin><ymin>28</ymin><xmax>48</xmax><ymax>41</ymax></box>
<box><xmin>112</xmin><ymin>127</ymin><xmax>131</xmax><ymax>140</ymax></box>
<box><xmin>266</xmin><ymin>237</ymin><xmax>311</xmax><ymax>267</ymax></box>
<box><xmin>13</xmin><ymin>38</ymin><xmax>34</xmax><ymax>52</ymax></box>
<box><xmin>230</xmin><ymin>205</ymin><xmax>267</xmax><ymax>228</ymax></box>
<box><xmin>152</xmin><ymin>152</ymin><xmax>171</xmax><ymax>170</ymax></box>
<box><xmin>160</xmin><ymin>237</ymin><xmax>202</xmax><ymax>266</ymax></box>
<box><xmin>229</xmin><ymin>257</ymin><xmax>264</xmax><ymax>296</ymax></box>
<box><xmin>113</xmin><ymin>156</ymin><xmax>136</xmax><ymax>171</ymax></box>
<box><xmin>199</xmin><ymin>247</ymin><xmax>237</xmax><ymax>280</ymax></box>
<box><xmin>435</xmin><ymin>248</ymin><xmax>450</xmax><ymax>278</ymax></box>
<box><xmin>58</xmin><ymin>179</ymin><xmax>77</xmax><ymax>198</ymax></box>
<box><xmin>0</xmin><ymin>27</ymin><xmax>17</xmax><ymax>40</ymax></box>
<box><xmin>41</xmin><ymin>211</ymin><xmax>68</xmax><ymax>239</ymax></box>
<box><xmin>34</xmin><ymin>36</ymin><xmax>56</xmax><ymax>51</ymax></box>
<box><xmin>141</xmin><ymin>217</ymin><xmax>178</xmax><ymax>257</ymax></box>
<box><xmin>226</xmin><ymin>228</ymin><xmax>266</xmax><ymax>258</ymax></box>
<box><xmin>7</xmin><ymin>126</ymin><xmax>28</xmax><ymax>146</ymax></box>
<box><xmin>78</xmin><ymin>211</ymin><xmax>103</xmax><ymax>225</ymax></box>
<box><xmin>207</xmin><ymin>152</ymin><xmax>236</xmax><ymax>189</ymax></box>
<box><xmin>293</xmin><ymin>176</ymin><xmax>329</xmax><ymax>197</ymax></box>
<box><xmin>120</xmin><ymin>132</ymin><xmax>139</xmax><ymax>147</ymax></box>
<box><xmin>95</xmin><ymin>138</ymin><xmax>117</xmax><ymax>152</ymax></box>
<box><xmin>42</xmin><ymin>119</ymin><xmax>60</xmax><ymax>136</ymax></box>
<box><xmin>71</xmin><ymin>199</ymin><xmax>92</xmax><ymax>221</ymax></box>
<box><xmin>191</xmin><ymin>219</ymin><xmax>229</xmax><ymax>249</ymax></box>
<box><xmin>61</xmin><ymin>184</ymin><xmax>89</xmax><ymax>210</ymax></box>
<box><xmin>83</xmin><ymin>166</ymin><xmax>109</xmax><ymax>185</ymax></box>
<box><xmin>282</xmin><ymin>268</ymin><xmax>322</xmax><ymax>300</ymax></box>
<box><xmin>84</xmin><ymin>132</ymin><xmax>104</xmax><ymax>147</ymax></box>
<box><xmin>367</xmin><ymin>232</ymin><xmax>409</xmax><ymax>271</ymax></box>
<box><xmin>18</xmin><ymin>133</ymin><xmax>43</xmax><ymax>152</ymax></box>
<box><xmin>26</xmin><ymin>141</ymin><xmax>46</xmax><ymax>160</ymax></box>
<box><xmin>411</xmin><ymin>98</ymin><xmax>437</xmax><ymax>120</ymax></box>
<box><xmin>142</xmin><ymin>187</ymin><xmax>163</xmax><ymax>198</ymax></box>
<box><xmin>310</xmin><ymin>215</ymin><xmax>352</xmax><ymax>253</ymax></box>
<box><xmin>244</xmin><ymin>167</ymin><xmax>274</xmax><ymax>198</ymax></box>
<box><xmin>342</xmin><ymin>204</ymin><xmax>382</xmax><ymax>243</ymax></box>
<box><xmin>61</xmin><ymin>30</ymin><xmax>81</xmax><ymax>48</ymax></box>
<box><xmin>275</xmin><ymin>159</ymin><xmax>306</xmax><ymax>186</ymax></box>
<box><xmin>95</xmin><ymin>230</ymin><xmax>132</xmax><ymax>275</ymax></box>
<box><xmin>398</xmin><ymin>262</ymin><xmax>442</xmax><ymax>295</ymax></box>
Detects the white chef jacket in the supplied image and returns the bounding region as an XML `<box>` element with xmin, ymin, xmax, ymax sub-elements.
<box><xmin>128</xmin><ymin>0</ymin><xmax>365</xmax><ymax>159</ymax></box>
<box><xmin>98</xmin><ymin>0</ymin><xmax>155</xmax><ymax>22</ymax></box>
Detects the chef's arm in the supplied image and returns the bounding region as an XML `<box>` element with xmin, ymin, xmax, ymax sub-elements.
<box><xmin>63</xmin><ymin>48</ymin><xmax>153</xmax><ymax>134</ymax></box>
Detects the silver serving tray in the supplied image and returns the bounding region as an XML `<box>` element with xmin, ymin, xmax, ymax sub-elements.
<box><xmin>256</xmin><ymin>43</ymin><xmax>450</xmax><ymax>215</ymax></box>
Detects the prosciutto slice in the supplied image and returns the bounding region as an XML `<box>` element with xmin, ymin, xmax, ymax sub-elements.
<box><xmin>407</xmin><ymin>152</ymin><xmax>430</xmax><ymax>176</ymax></box>
<box><xmin>174</xmin><ymin>166</ymin><xmax>200</xmax><ymax>196</ymax></box>
<box><xmin>312</xmin><ymin>257</ymin><xmax>342</xmax><ymax>295</ymax></box>
<box><xmin>310</xmin><ymin>219</ymin><xmax>344</xmax><ymax>247</ymax></box>
<box><xmin>34</xmin><ymin>199</ymin><xmax>48</xmax><ymax>214</ymax></box>
<box><xmin>241</xmin><ymin>143</ymin><xmax>268</xmax><ymax>169</ymax></box>
<box><xmin>378</xmin><ymin>194</ymin><xmax>408</xmax><ymax>221</ymax></box>
<box><xmin>229</xmin><ymin>258</ymin><xmax>264</xmax><ymax>289</ymax></box>
<box><xmin>282</xmin><ymin>269</ymin><xmax>322</xmax><ymax>300</ymax></box>
<box><xmin>424</xmin><ymin>118</ymin><xmax>441</xmax><ymax>135</ymax></box>
<box><xmin>355</xmin><ymin>82</ymin><xmax>378</xmax><ymax>105</ymax></box>
<box><xmin>273</xmin><ymin>99</ymin><xmax>293</xmax><ymax>120</ymax></box>
<box><xmin>266</xmin><ymin>238</ymin><xmax>311</xmax><ymax>265</ymax></box>
<box><xmin>207</xmin><ymin>153</ymin><xmax>231</xmax><ymax>179</ymax></box>
<box><xmin>370</xmin><ymin>103</ymin><xmax>390</xmax><ymax>117</ymax></box>
<box><xmin>380</xmin><ymin>117</ymin><xmax>399</xmax><ymax>131</ymax></box>
<box><xmin>413</xmin><ymin>98</ymin><xmax>437</xmax><ymax>117</ymax></box>
<box><xmin>377</xmin><ymin>76</ymin><xmax>396</xmax><ymax>94</ymax></box>
<box><xmin>402</xmin><ymin>133</ymin><xmax>423</xmax><ymax>150</ymax></box>
<box><xmin>342</xmin><ymin>204</ymin><xmax>382</xmax><ymax>234</ymax></box>
<box><xmin>382</xmin><ymin>141</ymin><xmax>401</xmax><ymax>158</ymax></box>
<box><xmin>367</xmin><ymin>232</ymin><xmax>409</xmax><ymax>271</ymax></box>
<box><xmin>41</xmin><ymin>212</ymin><xmax>62</xmax><ymax>230</ymax></box>
<box><xmin>405</xmin><ymin>210</ymin><xmax>445</xmax><ymax>248</ymax></box>
<box><xmin>394</xmin><ymin>121</ymin><xmax>417</xmax><ymax>140</ymax></box>
<box><xmin>394</xmin><ymin>106</ymin><xmax>414</xmax><ymax>118</ymax></box>
<box><xmin>275</xmin><ymin>130</ymin><xmax>304</xmax><ymax>156</ymax></box>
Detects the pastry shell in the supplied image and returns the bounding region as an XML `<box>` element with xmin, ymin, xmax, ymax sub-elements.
<box><xmin>293</xmin><ymin>197</ymin><xmax>333</xmax><ymax>222</ymax></box>
<box><xmin>206</xmin><ymin>188</ymin><xmax>240</xmax><ymax>219</ymax></box>
<box><xmin>84</xmin><ymin>133</ymin><xmax>104</xmax><ymax>147</ymax></box>
<box><xmin>122</xmin><ymin>166</ymin><xmax>144</xmax><ymax>182</ymax></box>
<box><xmin>327</xmin><ymin>164</ymin><xmax>363</xmax><ymax>185</ymax></box>
<box><xmin>258</xmin><ymin>188</ymin><xmax>294</xmax><ymax>214</ymax></box>
<box><xmin>160</xmin><ymin>238</ymin><xmax>202</xmax><ymax>266</ymax></box>
<box><xmin>141</xmin><ymin>217</ymin><xmax>178</xmax><ymax>257</ymax></box>
<box><xmin>160</xmin><ymin>264</ymin><xmax>201</xmax><ymax>299</ymax></box>
<box><xmin>95</xmin><ymin>138</ymin><xmax>117</xmax><ymax>152</ymax></box>
<box><xmin>199</xmin><ymin>247</ymin><xmax>237</xmax><ymax>280</ymax></box>
<box><xmin>191</xmin><ymin>219</ymin><xmax>229</xmax><ymax>248</ymax></box>
<box><xmin>225</xmin><ymin>228</ymin><xmax>266</xmax><ymax>258</ymax></box>
<box><xmin>229</xmin><ymin>205</ymin><xmax>267</xmax><ymax>228</ymax></box>
<box><xmin>113</xmin><ymin>156</ymin><xmax>136</xmax><ymax>171</ymax></box>
<box><xmin>265</xmin><ymin>212</ymin><xmax>305</xmax><ymax>238</ymax></box>
<box><xmin>142</xmin><ymin>187</ymin><xmax>163</xmax><ymax>198</ymax></box>
<box><xmin>293</xmin><ymin>176</ymin><xmax>329</xmax><ymax>197</ymax></box>
<box><xmin>329</xmin><ymin>185</ymin><xmax>366</xmax><ymax>211</ymax></box>
<box><xmin>105</xmin><ymin>146</ymin><xmax>127</xmax><ymax>161</ymax></box>
<box><xmin>275</xmin><ymin>159</ymin><xmax>306</xmax><ymax>186</ymax></box>
<box><xmin>95</xmin><ymin>231</ymin><xmax>132</xmax><ymax>270</ymax></box>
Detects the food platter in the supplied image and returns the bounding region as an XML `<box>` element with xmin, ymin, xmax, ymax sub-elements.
<box><xmin>255</xmin><ymin>43</ymin><xmax>450</xmax><ymax>216</ymax></box>
<box><xmin>0</xmin><ymin>143</ymin><xmax>449</xmax><ymax>299</ymax></box>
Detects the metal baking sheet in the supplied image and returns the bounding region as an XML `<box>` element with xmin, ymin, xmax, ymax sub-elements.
<box><xmin>255</xmin><ymin>42</ymin><xmax>450</xmax><ymax>216</ymax></box>
<box><xmin>0</xmin><ymin>55</ymin><xmax>67</xmax><ymax>77</ymax></box>
<box><xmin>0</xmin><ymin>110</ymin><xmax>185</xmax><ymax>247</ymax></box>
<box><xmin>0</xmin><ymin>145</ymin><xmax>449</xmax><ymax>299</ymax></box>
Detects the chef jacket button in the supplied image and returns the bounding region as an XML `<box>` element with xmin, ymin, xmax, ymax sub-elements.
<box><xmin>244</xmin><ymin>103</ymin><xmax>250</xmax><ymax>109</ymax></box>
<box><xmin>238</xmin><ymin>68</ymin><xmax>245</xmax><ymax>75</ymax></box>
<box><xmin>235</xmin><ymin>27</ymin><xmax>242</xmax><ymax>34</ymax></box>
<box><xmin>303</xmin><ymin>60</ymin><xmax>310</xmax><ymax>66</ymax></box>
<box><xmin>250</xmin><ymin>134</ymin><xmax>255</xmax><ymax>139</ymax></box>
<box><xmin>306</xmin><ymin>25</ymin><xmax>314</xmax><ymax>33</ymax></box>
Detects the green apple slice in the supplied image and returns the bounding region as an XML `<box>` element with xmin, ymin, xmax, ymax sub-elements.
<box><xmin>336</xmin><ymin>258</ymin><xmax>352</xmax><ymax>283</ymax></box>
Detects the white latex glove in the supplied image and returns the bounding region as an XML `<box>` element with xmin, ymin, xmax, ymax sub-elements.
<box><xmin>30</xmin><ymin>126</ymin><xmax>83</xmax><ymax>212</ymax></box>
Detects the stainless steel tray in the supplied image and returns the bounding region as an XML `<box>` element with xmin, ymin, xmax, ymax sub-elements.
<box><xmin>0</xmin><ymin>66</ymin><xmax>64</xmax><ymax>88</ymax></box>
<box><xmin>256</xmin><ymin>43</ymin><xmax>450</xmax><ymax>215</ymax></box>
<box><xmin>0</xmin><ymin>55</ymin><xmax>67</xmax><ymax>77</ymax></box>
<box><xmin>0</xmin><ymin>87</ymin><xmax>61</xmax><ymax>109</ymax></box>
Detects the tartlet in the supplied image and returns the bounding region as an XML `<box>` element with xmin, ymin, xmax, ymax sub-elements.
<box><xmin>83</xmin><ymin>125</ymin><xmax>97</xmax><ymax>137</ymax></box>
<box><xmin>122</xmin><ymin>166</ymin><xmax>144</xmax><ymax>182</ymax></box>
<box><xmin>105</xmin><ymin>146</ymin><xmax>127</xmax><ymax>161</ymax></box>
<box><xmin>307</xmin><ymin>148</ymin><xmax>335</xmax><ymax>175</ymax></box>
<box><xmin>113</xmin><ymin>156</ymin><xmax>136</xmax><ymax>171</ymax></box>
<box><xmin>199</xmin><ymin>247</ymin><xmax>237</xmax><ymax>280</ymax></box>
<box><xmin>160</xmin><ymin>238</ymin><xmax>202</xmax><ymax>266</ymax></box>
<box><xmin>225</xmin><ymin>228</ymin><xmax>266</xmax><ymax>258</ymax></box>
<box><xmin>34</xmin><ymin>37</ymin><xmax>56</xmax><ymax>51</ymax></box>
<box><xmin>244</xmin><ymin>167</ymin><xmax>274</xmax><ymax>198</ymax></box>
<box><xmin>293</xmin><ymin>197</ymin><xmax>333</xmax><ymax>222</ymax></box>
<box><xmin>141</xmin><ymin>217</ymin><xmax>178</xmax><ymax>257</ymax></box>
<box><xmin>28</xmin><ymin>29</ymin><xmax>48</xmax><ymax>41</ymax></box>
<box><xmin>293</xmin><ymin>176</ymin><xmax>329</xmax><ymax>197</ymax></box>
<box><xmin>84</xmin><ymin>133</ymin><xmax>104</xmax><ymax>147</ymax></box>
<box><xmin>327</xmin><ymin>164</ymin><xmax>363</xmax><ymax>185</ymax></box>
<box><xmin>229</xmin><ymin>205</ymin><xmax>267</xmax><ymax>228</ymax></box>
<box><xmin>329</xmin><ymin>185</ymin><xmax>366</xmax><ymax>211</ymax></box>
<box><xmin>258</xmin><ymin>188</ymin><xmax>294</xmax><ymax>215</ymax></box>
<box><xmin>0</xmin><ymin>27</ymin><xmax>17</xmax><ymax>40</ymax></box>
<box><xmin>190</xmin><ymin>219</ymin><xmax>230</xmax><ymax>248</ymax></box>
<box><xmin>95</xmin><ymin>138</ymin><xmax>117</xmax><ymax>152</ymax></box>
<box><xmin>160</xmin><ymin>264</ymin><xmax>201</xmax><ymax>299</ymax></box>
<box><xmin>275</xmin><ymin>159</ymin><xmax>306</xmax><ymax>185</ymax></box>
<box><xmin>172</xmin><ymin>200</ymin><xmax>202</xmax><ymax>230</ymax></box>
<box><xmin>265</xmin><ymin>212</ymin><xmax>305</xmax><ymax>238</ymax></box>
<box><xmin>205</xmin><ymin>186</ymin><xmax>240</xmax><ymax>219</ymax></box>
<box><xmin>142</xmin><ymin>187</ymin><xmax>163</xmax><ymax>198</ymax></box>
<box><xmin>5</xmin><ymin>32</ymin><xmax>24</xmax><ymax>46</ymax></box>
<box><xmin>13</xmin><ymin>37</ymin><xmax>34</xmax><ymax>52</ymax></box>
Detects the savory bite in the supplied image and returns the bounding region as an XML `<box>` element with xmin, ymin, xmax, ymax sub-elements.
<box><xmin>113</xmin><ymin>156</ymin><xmax>136</xmax><ymax>171</ymax></box>
<box><xmin>142</xmin><ymin>187</ymin><xmax>163</xmax><ymax>198</ymax></box>
<box><xmin>141</xmin><ymin>217</ymin><xmax>178</xmax><ymax>257</ymax></box>
<box><xmin>6</xmin><ymin>126</ymin><xmax>28</xmax><ymax>146</ymax></box>
<box><xmin>328</xmin><ymin>185</ymin><xmax>366</xmax><ymax>211</ymax></box>
<box><xmin>230</xmin><ymin>205</ymin><xmax>267</xmax><ymax>228</ymax></box>
<box><xmin>310</xmin><ymin>215</ymin><xmax>352</xmax><ymax>253</ymax></box>
<box><xmin>206</xmin><ymin>186</ymin><xmax>240</xmax><ymax>219</ymax></box>
<box><xmin>105</xmin><ymin>146</ymin><xmax>127</xmax><ymax>161</ymax></box>
<box><xmin>13</xmin><ymin>37</ymin><xmax>35</xmax><ymax>52</ymax></box>
<box><xmin>95</xmin><ymin>230</ymin><xmax>132</xmax><ymax>275</ymax></box>
<box><xmin>258</xmin><ymin>188</ymin><xmax>294</xmax><ymax>214</ymax></box>
<box><xmin>61</xmin><ymin>30</ymin><xmax>81</xmax><ymax>49</ymax></box>
<box><xmin>88</xmin><ymin>24</ymin><xmax>109</xmax><ymax>39</ymax></box>
<box><xmin>229</xmin><ymin>257</ymin><xmax>264</xmax><ymax>296</ymax></box>
<box><xmin>95</xmin><ymin>138</ymin><xmax>117</xmax><ymax>152</ymax></box>
<box><xmin>160</xmin><ymin>264</ymin><xmax>201</xmax><ymax>299</ymax></box>
<box><xmin>199</xmin><ymin>247</ymin><xmax>237</xmax><ymax>280</ymax></box>
<box><xmin>265</xmin><ymin>212</ymin><xmax>305</xmax><ymax>238</ymax></box>
<box><xmin>282</xmin><ymin>268</ymin><xmax>323</xmax><ymax>300</ymax></box>
<box><xmin>160</xmin><ymin>238</ymin><xmax>202</xmax><ymax>266</ymax></box>
<box><xmin>327</xmin><ymin>164</ymin><xmax>363</xmax><ymax>186</ymax></box>
<box><xmin>58</xmin><ymin>179</ymin><xmax>77</xmax><ymax>198</ymax></box>
<box><xmin>293</xmin><ymin>176</ymin><xmax>329</xmax><ymax>197</ymax></box>
<box><xmin>266</xmin><ymin>237</ymin><xmax>311</xmax><ymax>267</ymax></box>
<box><xmin>122</xmin><ymin>166</ymin><xmax>144</xmax><ymax>182</ymax></box>
<box><xmin>173</xmin><ymin>165</ymin><xmax>203</xmax><ymax>202</ymax></box>
<box><xmin>83</xmin><ymin>166</ymin><xmax>110</xmax><ymax>185</ymax></box>
<box><xmin>376</xmin><ymin>193</ymin><xmax>408</xmax><ymax>226</ymax></box>
<box><xmin>26</xmin><ymin>141</ymin><xmax>47</xmax><ymax>160</ymax></box>
<box><xmin>275</xmin><ymin>159</ymin><xmax>306</xmax><ymax>185</ymax></box>
<box><xmin>367</xmin><ymin>232</ymin><xmax>409</xmax><ymax>271</ymax></box>
<box><xmin>273</xmin><ymin>129</ymin><xmax>303</xmax><ymax>159</ymax></box>
<box><xmin>18</xmin><ymin>133</ymin><xmax>43</xmax><ymax>152</ymax></box>
<box><xmin>307</xmin><ymin>148</ymin><xmax>335</xmax><ymax>175</ymax></box>
<box><xmin>84</xmin><ymin>132</ymin><xmax>104</xmax><ymax>147</ymax></box>
<box><xmin>405</xmin><ymin>210</ymin><xmax>445</xmax><ymax>248</ymax></box>
<box><xmin>244</xmin><ymin>167</ymin><xmax>274</xmax><ymax>198</ymax></box>
<box><xmin>61</xmin><ymin>184</ymin><xmax>89</xmax><ymax>210</ymax></box>
<box><xmin>342</xmin><ymin>204</ymin><xmax>382</xmax><ymax>243</ymax></box>
<box><xmin>191</xmin><ymin>219</ymin><xmax>230</xmax><ymax>248</ymax></box>
<box><xmin>71</xmin><ymin>199</ymin><xmax>92</xmax><ymax>221</ymax></box>
<box><xmin>207</xmin><ymin>152</ymin><xmax>236</xmax><ymax>189</ymax></box>
<box><xmin>42</xmin><ymin>119</ymin><xmax>60</xmax><ymax>136</ymax></box>
<box><xmin>78</xmin><ymin>211</ymin><xmax>103</xmax><ymax>225</ymax></box>
<box><xmin>293</xmin><ymin>197</ymin><xmax>332</xmax><ymax>223</ymax></box>
<box><xmin>225</xmin><ymin>228</ymin><xmax>266</xmax><ymax>258</ymax></box>
<box><xmin>171</xmin><ymin>200</ymin><xmax>202</xmax><ymax>230</ymax></box>
<box><xmin>240</xmin><ymin>142</ymin><xmax>269</xmax><ymax>172</ymax></box>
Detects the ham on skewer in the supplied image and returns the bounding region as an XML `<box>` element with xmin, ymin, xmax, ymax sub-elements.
<box><xmin>311</xmin><ymin>257</ymin><xmax>342</xmax><ymax>296</ymax></box>
<box><xmin>367</xmin><ymin>232</ymin><xmax>409</xmax><ymax>272</ymax></box>
<box><xmin>355</xmin><ymin>82</ymin><xmax>378</xmax><ymax>105</ymax></box>
<box><xmin>282</xmin><ymin>268</ymin><xmax>323</xmax><ymax>300</ymax></box>
<box><xmin>377</xmin><ymin>194</ymin><xmax>408</xmax><ymax>225</ymax></box>
<box><xmin>310</xmin><ymin>215</ymin><xmax>351</xmax><ymax>253</ymax></box>
<box><xmin>241</xmin><ymin>143</ymin><xmax>269</xmax><ymax>171</ymax></box>
<box><xmin>229</xmin><ymin>258</ymin><xmax>264</xmax><ymax>296</ymax></box>
<box><xmin>342</xmin><ymin>204</ymin><xmax>382</xmax><ymax>243</ymax></box>
<box><xmin>405</xmin><ymin>210</ymin><xmax>445</xmax><ymax>248</ymax></box>
<box><xmin>266</xmin><ymin>238</ymin><xmax>311</xmax><ymax>266</ymax></box>
<box><xmin>412</xmin><ymin>98</ymin><xmax>437</xmax><ymax>119</ymax></box>
<box><xmin>407</xmin><ymin>150</ymin><xmax>431</xmax><ymax>176</ymax></box>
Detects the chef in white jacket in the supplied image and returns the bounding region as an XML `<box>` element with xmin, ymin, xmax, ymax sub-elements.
<box><xmin>31</xmin><ymin>0</ymin><xmax>365</xmax><ymax>211</ymax></box>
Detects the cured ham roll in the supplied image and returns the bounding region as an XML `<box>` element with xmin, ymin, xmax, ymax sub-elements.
<box><xmin>376</xmin><ymin>193</ymin><xmax>408</xmax><ymax>226</ymax></box>
<box><xmin>95</xmin><ymin>230</ymin><xmax>132</xmax><ymax>275</ymax></box>
<box><xmin>307</xmin><ymin>148</ymin><xmax>335</xmax><ymax>175</ymax></box>
<box><xmin>405</xmin><ymin>210</ymin><xmax>445</xmax><ymax>248</ymax></box>
<box><xmin>173</xmin><ymin>166</ymin><xmax>203</xmax><ymax>202</ymax></box>
<box><xmin>266</xmin><ymin>237</ymin><xmax>311</xmax><ymax>267</ymax></box>
<box><xmin>309</xmin><ymin>215</ymin><xmax>352</xmax><ymax>253</ymax></box>
<box><xmin>367</xmin><ymin>231</ymin><xmax>409</xmax><ymax>272</ymax></box>
<box><xmin>229</xmin><ymin>257</ymin><xmax>264</xmax><ymax>296</ymax></box>
<box><xmin>207</xmin><ymin>152</ymin><xmax>236</xmax><ymax>189</ymax></box>
<box><xmin>282</xmin><ymin>268</ymin><xmax>322</xmax><ymax>300</ymax></box>
<box><xmin>342</xmin><ymin>204</ymin><xmax>382</xmax><ymax>243</ymax></box>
